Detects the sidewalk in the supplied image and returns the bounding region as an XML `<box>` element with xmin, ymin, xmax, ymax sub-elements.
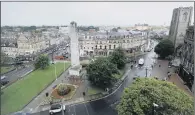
<box><xmin>167</xmin><ymin>73</ymin><xmax>194</xmax><ymax>97</ymax></box>
<box><xmin>150</xmin><ymin>59</ymin><xmax>194</xmax><ymax>97</ymax></box>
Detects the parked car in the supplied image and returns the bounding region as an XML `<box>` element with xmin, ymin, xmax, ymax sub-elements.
<box><xmin>49</xmin><ymin>104</ymin><xmax>66</xmax><ymax>114</ymax></box>
<box><xmin>1</xmin><ymin>76</ymin><xmax>9</xmax><ymax>86</ymax></box>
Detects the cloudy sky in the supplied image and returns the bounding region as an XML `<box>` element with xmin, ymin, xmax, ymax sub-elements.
<box><xmin>1</xmin><ymin>2</ymin><xmax>194</xmax><ymax>26</ymax></box>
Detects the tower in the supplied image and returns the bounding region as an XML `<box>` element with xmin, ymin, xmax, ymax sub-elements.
<box><xmin>169</xmin><ymin>7</ymin><xmax>193</xmax><ymax>49</ymax></box>
<box><xmin>68</xmin><ymin>21</ymin><xmax>82</xmax><ymax>77</ymax></box>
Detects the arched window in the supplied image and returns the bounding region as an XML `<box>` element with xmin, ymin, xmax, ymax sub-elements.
<box><xmin>182</xmin><ymin>12</ymin><xmax>188</xmax><ymax>21</ymax></box>
<box><xmin>109</xmin><ymin>45</ymin><xmax>111</xmax><ymax>49</ymax></box>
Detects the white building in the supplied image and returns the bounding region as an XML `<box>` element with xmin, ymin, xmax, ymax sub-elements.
<box><xmin>79</xmin><ymin>31</ymin><xmax>147</xmax><ymax>57</ymax></box>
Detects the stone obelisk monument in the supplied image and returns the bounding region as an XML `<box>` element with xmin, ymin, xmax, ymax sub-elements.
<box><xmin>68</xmin><ymin>21</ymin><xmax>82</xmax><ymax>77</ymax></box>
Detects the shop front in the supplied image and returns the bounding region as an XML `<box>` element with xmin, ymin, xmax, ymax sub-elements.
<box><xmin>178</xmin><ymin>64</ymin><xmax>194</xmax><ymax>91</ymax></box>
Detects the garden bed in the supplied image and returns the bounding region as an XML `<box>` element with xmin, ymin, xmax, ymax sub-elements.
<box><xmin>51</xmin><ymin>84</ymin><xmax>76</xmax><ymax>100</ymax></box>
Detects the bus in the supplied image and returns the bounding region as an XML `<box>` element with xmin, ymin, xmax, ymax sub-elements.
<box><xmin>138</xmin><ymin>58</ymin><xmax>144</xmax><ymax>66</ymax></box>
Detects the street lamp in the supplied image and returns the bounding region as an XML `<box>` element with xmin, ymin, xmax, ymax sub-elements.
<box><xmin>144</xmin><ymin>66</ymin><xmax>152</xmax><ymax>77</ymax></box>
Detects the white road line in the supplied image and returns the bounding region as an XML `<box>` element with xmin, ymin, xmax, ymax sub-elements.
<box><xmin>73</xmin><ymin>105</ymin><xmax>76</xmax><ymax>115</ymax></box>
<box><xmin>84</xmin><ymin>103</ymin><xmax>90</xmax><ymax>115</ymax></box>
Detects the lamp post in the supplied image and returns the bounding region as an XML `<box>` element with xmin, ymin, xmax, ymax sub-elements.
<box><xmin>145</xmin><ymin>68</ymin><xmax>148</xmax><ymax>77</ymax></box>
<box><xmin>52</xmin><ymin>51</ymin><xmax>57</xmax><ymax>80</ymax></box>
<box><xmin>55</xmin><ymin>65</ymin><xmax>57</xmax><ymax>80</ymax></box>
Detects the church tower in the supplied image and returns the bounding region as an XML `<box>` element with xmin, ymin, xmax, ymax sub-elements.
<box><xmin>169</xmin><ymin>7</ymin><xmax>193</xmax><ymax>49</ymax></box>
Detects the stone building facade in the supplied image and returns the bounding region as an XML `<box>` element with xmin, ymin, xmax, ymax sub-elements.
<box><xmin>79</xmin><ymin>32</ymin><xmax>147</xmax><ymax>57</ymax></box>
<box><xmin>178</xmin><ymin>25</ymin><xmax>194</xmax><ymax>93</ymax></box>
<box><xmin>169</xmin><ymin>7</ymin><xmax>193</xmax><ymax>50</ymax></box>
<box><xmin>2</xmin><ymin>33</ymin><xmax>49</xmax><ymax>58</ymax></box>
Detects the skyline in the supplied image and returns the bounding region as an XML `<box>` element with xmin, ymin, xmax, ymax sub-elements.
<box><xmin>1</xmin><ymin>2</ymin><xmax>194</xmax><ymax>26</ymax></box>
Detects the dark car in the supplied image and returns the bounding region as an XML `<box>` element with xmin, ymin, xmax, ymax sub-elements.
<box><xmin>1</xmin><ymin>76</ymin><xmax>9</xmax><ymax>86</ymax></box>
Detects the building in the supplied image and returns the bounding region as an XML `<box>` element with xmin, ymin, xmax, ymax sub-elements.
<box><xmin>2</xmin><ymin>33</ymin><xmax>49</xmax><ymax>58</ymax></box>
<box><xmin>79</xmin><ymin>31</ymin><xmax>148</xmax><ymax>57</ymax></box>
<box><xmin>178</xmin><ymin>25</ymin><xmax>194</xmax><ymax>93</ymax></box>
<box><xmin>169</xmin><ymin>7</ymin><xmax>193</xmax><ymax>50</ymax></box>
<box><xmin>134</xmin><ymin>24</ymin><xmax>150</xmax><ymax>31</ymax></box>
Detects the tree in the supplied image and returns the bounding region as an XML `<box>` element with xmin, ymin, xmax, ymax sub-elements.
<box><xmin>112</xmin><ymin>28</ymin><xmax>118</xmax><ymax>32</ymax></box>
<box><xmin>154</xmin><ymin>39</ymin><xmax>174</xmax><ymax>58</ymax></box>
<box><xmin>86</xmin><ymin>57</ymin><xmax>118</xmax><ymax>89</ymax></box>
<box><xmin>109</xmin><ymin>47</ymin><xmax>126</xmax><ymax>69</ymax></box>
<box><xmin>34</xmin><ymin>54</ymin><xmax>49</xmax><ymax>69</ymax></box>
<box><xmin>117</xmin><ymin>78</ymin><xmax>194</xmax><ymax>115</ymax></box>
<box><xmin>1</xmin><ymin>52</ymin><xmax>8</xmax><ymax>65</ymax></box>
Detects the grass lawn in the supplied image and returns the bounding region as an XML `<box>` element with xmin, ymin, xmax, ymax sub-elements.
<box><xmin>113</xmin><ymin>69</ymin><xmax>126</xmax><ymax>79</ymax></box>
<box><xmin>1</xmin><ymin>66</ymin><xmax>15</xmax><ymax>74</ymax></box>
<box><xmin>1</xmin><ymin>62</ymin><xmax>70</xmax><ymax>115</ymax></box>
<box><xmin>87</xmin><ymin>86</ymin><xmax>104</xmax><ymax>95</ymax></box>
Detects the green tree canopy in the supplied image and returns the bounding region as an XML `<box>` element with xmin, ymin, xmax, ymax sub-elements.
<box><xmin>154</xmin><ymin>39</ymin><xmax>174</xmax><ymax>58</ymax></box>
<box><xmin>34</xmin><ymin>54</ymin><xmax>49</xmax><ymax>69</ymax></box>
<box><xmin>109</xmin><ymin>47</ymin><xmax>126</xmax><ymax>69</ymax></box>
<box><xmin>1</xmin><ymin>52</ymin><xmax>8</xmax><ymax>64</ymax></box>
<box><xmin>86</xmin><ymin>57</ymin><xmax>118</xmax><ymax>89</ymax></box>
<box><xmin>117</xmin><ymin>78</ymin><xmax>194</xmax><ymax>115</ymax></box>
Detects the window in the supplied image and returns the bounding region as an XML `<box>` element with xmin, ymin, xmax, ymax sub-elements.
<box><xmin>127</xmin><ymin>40</ymin><xmax>130</xmax><ymax>43</ymax></box>
<box><xmin>105</xmin><ymin>46</ymin><xmax>107</xmax><ymax>49</ymax></box>
<box><xmin>84</xmin><ymin>47</ymin><xmax>85</xmax><ymax>49</ymax></box>
<box><xmin>100</xmin><ymin>45</ymin><xmax>102</xmax><ymax>49</ymax></box>
<box><xmin>95</xmin><ymin>45</ymin><xmax>97</xmax><ymax>49</ymax></box>
<box><xmin>182</xmin><ymin>12</ymin><xmax>188</xmax><ymax>21</ymax></box>
<box><xmin>92</xmin><ymin>47</ymin><xmax>93</xmax><ymax>49</ymax></box>
<box><xmin>114</xmin><ymin>45</ymin><xmax>116</xmax><ymax>49</ymax></box>
<box><xmin>123</xmin><ymin>40</ymin><xmax>125</xmax><ymax>43</ymax></box>
<box><xmin>109</xmin><ymin>45</ymin><xmax>111</xmax><ymax>49</ymax></box>
<box><xmin>100</xmin><ymin>41</ymin><xmax>102</xmax><ymax>44</ymax></box>
<box><xmin>124</xmin><ymin>35</ymin><xmax>125</xmax><ymax>38</ymax></box>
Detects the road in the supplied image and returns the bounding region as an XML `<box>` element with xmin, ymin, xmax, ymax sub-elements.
<box><xmin>31</xmin><ymin>44</ymin><xmax>158</xmax><ymax>115</ymax></box>
<box><xmin>2</xmin><ymin>43</ymin><xmax>70</xmax><ymax>88</ymax></box>
<box><xmin>2</xmin><ymin>65</ymin><xmax>34</xmax><ymax>86</ymax></box>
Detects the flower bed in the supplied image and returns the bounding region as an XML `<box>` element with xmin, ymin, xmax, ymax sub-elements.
<box><xmin>51</xmin><ymin>84</ymin><xmax>76</xmax><ymax>99</ymax></box>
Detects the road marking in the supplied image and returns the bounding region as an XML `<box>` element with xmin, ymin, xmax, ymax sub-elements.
<box><xmin>73</xmin><ymin>105</ymin><xmax>76</xmax><ymax>115</ymax></box>
<box><xmin>84</xmin><ymin>103</ymin><xmax>90</xmax><ymax>115</ymax></box>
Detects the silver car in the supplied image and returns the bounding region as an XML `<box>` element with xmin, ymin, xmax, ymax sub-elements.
<box><xmin>49</xmin><ymin>104</ymin><xmax>66</xmax><ymax>114</ymax></box>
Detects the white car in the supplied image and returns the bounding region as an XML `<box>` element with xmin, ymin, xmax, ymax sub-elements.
<box><xmin>49</xmin><ymin>104</ymin><xmax>66</xmax><ymax>114</ymax></box>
